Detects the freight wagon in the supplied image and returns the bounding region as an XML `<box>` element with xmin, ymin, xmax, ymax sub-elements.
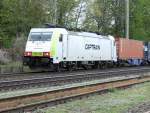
<box><xmin>115</xmin><ymin>38</ymin><xmax>144</xmax><ymax>65</ymax></box>
<box><xmin>144</xmin><ymin>42</ymin><xmax>150</xmax><ymax>64</ymax></box>
<box><xmin>24</xmin><ymin>28</ymin><xmax>117</xmax><ymax>70</ymax></box>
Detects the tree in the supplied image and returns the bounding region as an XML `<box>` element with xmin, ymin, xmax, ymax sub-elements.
<box><xmin>0</xmin><ymin>0</ymin><xmax>47</xmax><ymax>38</ymax></box>
<box><xmin>111</xmin><ymin>0</ymin><xmax>126</xmax><ymax>37</ymax></box>
<box><xmin>130</xmin><ymin>0</ymin><xmax>150</xmax><ymax>40</ymax></box>
<box><xmin>53</xmin><ymin>0</ymin><xmax>80</xmax><ymax>26</ymax></box>
<box><xmin>82</xmin><ymin>0</ymin><xmax>118</xmax><ymax>34</ymax></box>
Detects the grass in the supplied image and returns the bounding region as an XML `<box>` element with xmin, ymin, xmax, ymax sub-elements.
<box><xmin>0</xmin><ymin>61</ymin><xmax>25</xmax><ymax>73</ymax></box>
<box><xmin>40</xmin><ymin>82</ymin><xmax>150</xmax><ymax>113</ymax></box>
<box><xmin>0</xmin><ymin>61</ymin><xmax>22</xmax><ymax>68</ymax></box>
<box><xmin>0</xmin><ymin>63</ymin><xmax>33</xmax><ymax>73</ymax></box>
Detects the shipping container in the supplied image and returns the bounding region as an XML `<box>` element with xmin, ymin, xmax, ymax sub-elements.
<box><xmin>115</xmin><ymin>38</ymin><xmax>144</xmax><ymax>65</ymax></box>
<box><xmin>144</xmin><ymin>42</ymin><xmax>150</xmax><ymax>63</ymax></box>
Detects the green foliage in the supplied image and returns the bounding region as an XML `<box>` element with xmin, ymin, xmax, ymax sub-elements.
<box><xmin>0</xmin><ymin>0</ymin><xmax>47</xmax><ymax>48</ymax></box>
<box><xmin>2</xmin><ymin>38</ymin><xmax>12</xmax><ymax>48</ymax></box>
<box><xmin>0</xmin><ymin>0</ymin><xmax>150</xmax><ymax>48</ymax></box>
<box><xmin>108</xmin><ymin>87</ymin><xmax>118</xmax><ymax>93</ymax></box>
<box><xmin>56</xmin><ymin>0</ymin><xmax>81</xmax><ymax>26</ymax></box>
<box><xmin>130</xmin><ymin>0</ymin><xmax>150</xmax><ymax>40</ymax></box>
<box><xmin>0</xmin><ymin>0</ymin><xmax>82</xmax><ymax>48</ymax></box>
<box><xmin>83</xmin><ymin>0</ymin><xmax>150</xmax><ymax>40</ymax></box>
<box><xmin>82</xmin><ymin>0</ymin><xmax>126</xmax><ymax>35</ymax></box>
<box><xmin>4</xmin><ymin>0</ymin><xmax>46</xmax><ymax>34</ymax></box>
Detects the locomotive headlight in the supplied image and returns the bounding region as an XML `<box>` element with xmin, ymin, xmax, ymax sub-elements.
<box><xmin>43</xmin><ymin>52</ymin><xmax>50</xmax><ymax>57</ymax></box>
<box><xmin>24</xmin><ymin>52</ymin><xmax>32</xmax><ymax>56</ymax></box>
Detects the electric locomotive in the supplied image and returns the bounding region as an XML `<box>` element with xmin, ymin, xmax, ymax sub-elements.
<box><xmin>23</xmin><ymin>28</ymin><xmax>117</xmax><ymax>70</ymax></box>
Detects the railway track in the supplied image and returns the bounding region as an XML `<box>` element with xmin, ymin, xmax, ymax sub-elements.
<box><xmin>0</xmin><ymin>74</ymin><xmax>150</xmax><ymax>113</ymax></box>
<box><xmin>0</xmin><ymin>66</ymin><xmax>149</xmax><ymax>81</ymax></box>
<box><xmin>0</xmin><ymin>67</ymin><xmax>150</xmax><ymax>92</ymax></box>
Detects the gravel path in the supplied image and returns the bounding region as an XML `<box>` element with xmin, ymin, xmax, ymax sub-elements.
<box><xmin>125</xmin><ymin>102</ymin><xmax>150</xmax><ymax>113</ymax></box>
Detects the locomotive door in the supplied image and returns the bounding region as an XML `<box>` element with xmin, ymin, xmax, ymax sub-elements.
<box><xmin>62</xmin><ymin>34</ymin><xmax>67</xmax><ymax>60</ymax></box>
<box><xmin>111</xmin><ymin>40</ymin><xmax>115</xmax><ymax>60</ymax></box>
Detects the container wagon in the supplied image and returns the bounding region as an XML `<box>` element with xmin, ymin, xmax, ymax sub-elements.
<box><xmin>144</xmin><ymin>42</ymin><xmax>150</xmax><ymax>64</ymax></box>
<box><xmin>115</xmin><ymin>38</ymin><xmax>144</xmax><ymax>65</ymax></box>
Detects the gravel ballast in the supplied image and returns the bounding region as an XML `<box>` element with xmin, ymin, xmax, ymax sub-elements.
<box><xmin>39</xmin><ymin>82</ymin><xmax>150</xmax><ymax>113</ymax></box>
<box><xmin>0</xmin><ymin>75</ymin><xmax>140</xmax><ymax>99</ymax></box>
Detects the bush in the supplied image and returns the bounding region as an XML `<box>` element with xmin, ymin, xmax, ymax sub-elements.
<box><xmin>11</xmin><ymin>34</ymin><xmax>27</xmax><ymax>61</ymax></box>
<box><xmin>0</xmin><ymin>49</ymin><xmax>11</xmax><ymax>65</ymax></box>
<box><xmin>0</xmin><ymin>34</ymin><xmax>13</xmax><ymax>49</ymax></box>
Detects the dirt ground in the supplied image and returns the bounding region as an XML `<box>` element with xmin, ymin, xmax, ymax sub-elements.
<box><xmin>125</xmin><ymin>102</ymin><xmax>150</xmax><ymax>113</ymax></box>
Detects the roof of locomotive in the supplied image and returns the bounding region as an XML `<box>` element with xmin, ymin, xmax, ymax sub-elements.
<box><xmin>30</xmin><ymin>28</ymin><xmax>68</xmax><ymax>34</ymax></box>
<box><xmin>29</xmin><ymin>28</ymin><xmax>114</xmax><ymax>40</ymax></box>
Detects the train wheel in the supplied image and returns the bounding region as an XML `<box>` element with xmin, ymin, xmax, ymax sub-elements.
<box><xmin>29</xmin><ymin>65</ymin><xmax>36</xmax><ymax>69</ymax></box>
<box><xmin>101</xmin><ymin>62</ymin><xmax>106</xmax><ymax>69</ymax></box>
<box><xmin>82</xmin><ymin>65</ymin><xmax>88</xmax><ymax>70</ymax></box>
<box><xmin>54</xmin><ymin>64</ymin><xmax>61</xmax><ymax>72</ymax></box>
<box><xmin>67</xmin><ymin>64</ymin><xmax>73</xmax><ymax>72</ymax></box>
<box><xmin>92</xmin><ymin>62</ymin><xmax>99</xmax><ymax>69</ymax></box>
<box><xmin>67</xmin><ymin>66</ymin><xmax>72</xmax><ymax>71</ymax></box>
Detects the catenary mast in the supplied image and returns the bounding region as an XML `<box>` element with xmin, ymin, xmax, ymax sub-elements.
<box><xmin>125</xmin><ymin>0</ymin><xmax>129</xmax><ymax>39</ymax></box>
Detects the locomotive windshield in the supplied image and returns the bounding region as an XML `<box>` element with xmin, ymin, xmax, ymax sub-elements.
<box><xmin>29</xmin><ymin>32</ymin><xmax>53</xmax><ymax>41</ymax></box>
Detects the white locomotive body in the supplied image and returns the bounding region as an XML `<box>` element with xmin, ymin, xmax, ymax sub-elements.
<box><xmin>65</xmin><ymin>32</ymin><xmax>117</xmax><ymax>61</ymax></box>
<box><xmin>24</xmin><ymin>28</ymin><xmax>117</xmax><ymax>70</ymax></box>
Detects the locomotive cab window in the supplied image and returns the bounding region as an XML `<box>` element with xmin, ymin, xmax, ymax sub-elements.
<box><xmin>29</xmin><ymin>32</ymin><xmax>53</xmax><ymax>41</ymax></box>
<box><xmin>59</xmin><ymin>34</ymin><xmax>63</xmax><ymax>42</ymax></box>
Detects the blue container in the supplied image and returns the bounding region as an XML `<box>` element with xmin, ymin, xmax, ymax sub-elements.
<box><xmin>144</xmin><ymin>42</ymin><xmax>150</xmax><ymax>63</ymax></box>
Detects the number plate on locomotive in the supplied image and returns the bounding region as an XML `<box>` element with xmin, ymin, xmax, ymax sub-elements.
<box><xmin>32</xmin><ymin>52</ymin><xmax>43</xmax><ymax>56</ymax></box>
